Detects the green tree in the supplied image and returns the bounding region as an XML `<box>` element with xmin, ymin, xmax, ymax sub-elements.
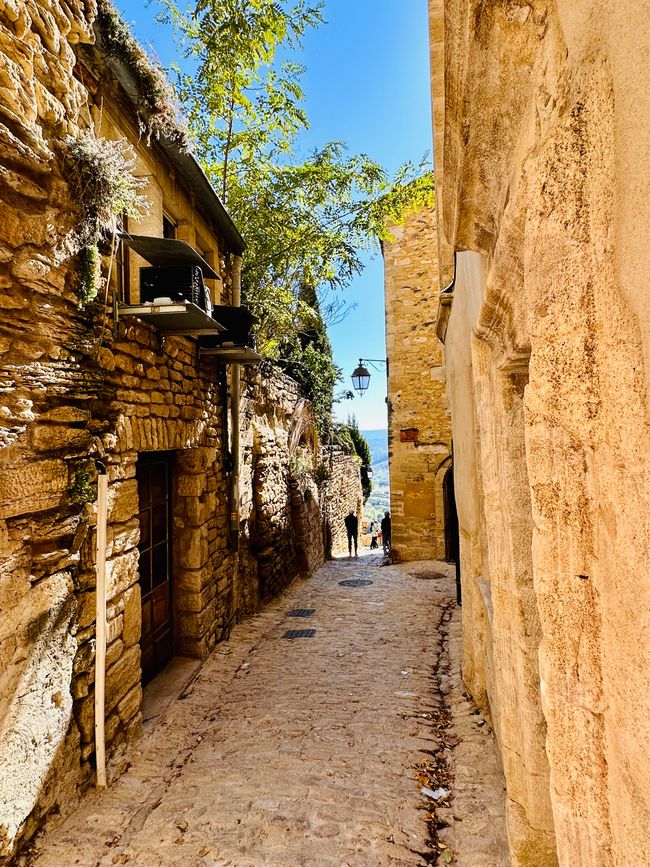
<box><xmin>345</xmin><ymin>416</ymin><xmax>372</xmax><ymax>503</ymax></box>
<box><xmin>159</xmin><ymin>0</ymin><xmax>323</xmax><ymax>199</ymax></box>
<box><xmin>159</xmin><ymin>0</ymin><xmax>434</xmax><ymax>431</ymax></box>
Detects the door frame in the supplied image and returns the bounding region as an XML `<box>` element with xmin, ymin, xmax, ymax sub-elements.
<box><xmin>136</xmin><ymin>450</ymin><xmax>176</xmax><ymax>685</ymax></box>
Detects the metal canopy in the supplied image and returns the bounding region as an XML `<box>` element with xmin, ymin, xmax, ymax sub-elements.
<box><xmin>200</xmin><ymin>345</ymin><xmax>262</xmax><ymax>365</ymax></box>
<box><xmin>119</xmin><ymin>301</ymin><xmax>225</xmax><ymax>335</ymax></box>
<box><xmin>119</xmin><ymin>234</ymin><xmax>219</xmax><ymax>279</ymax></box>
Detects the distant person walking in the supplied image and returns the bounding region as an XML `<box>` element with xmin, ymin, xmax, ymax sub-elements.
<box><xmin>344</xmin><ymin>510</ymin><xmax>358</xmax><ymax>556</ymax></box>
<box><xmin>381</xmin><ymin>511</ymin><xmax>391</xmax><ymax>555</ymax></box>
<box><xmin>369</xmin><ymin>520</ymin><xmax>379</xmax><ymax>549</ymax></box>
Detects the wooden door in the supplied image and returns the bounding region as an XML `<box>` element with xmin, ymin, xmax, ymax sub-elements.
<box><xmin>443</xmin><ymin>466</ymin><xmax>459</xmax><ymax>564</ymax></box>
<box><xmin>137</xmin><ymin>453</ymin><xmax>174</xmax><ymax>685</ymax></box>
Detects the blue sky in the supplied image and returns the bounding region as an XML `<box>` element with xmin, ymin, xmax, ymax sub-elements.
<box><xmin>115</xmin><ymin>0</ymin><xmax>433</xmax><ymax>429</ymax></box>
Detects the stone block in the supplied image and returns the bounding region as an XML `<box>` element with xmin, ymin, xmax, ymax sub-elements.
<box><xmin>122</xmin><ymin>584</ymin><xmax>141</xmax><ymax>647</ymax></box>
<box><xmin>106</xmin><ymin>638</ymin><xmax>124</xmax><ymax>668</ymax></box>
<box><xmin>31</xmin><ymin>424</ymin><xmax>92</xmax><ymax>453</ymax></box>
<box><xmin>107</xmin><ymin>479</ymin><xmax>138</xmax><ymax>524</ymax></box>
<box><xmin>0</xmin><ymin>459</ymin><xmax>68</xmax><ymax>519</ymax></box>
<box><xmin>178</xmin><ymin>527</ymin><xmax>209</xmax><ymax>570</ymax></box>
<box><xmin>116</xmin><ymin>683</ymin><xmax>141</xmax><ymax>724</ymax></box>
<box><xmin>177</xmin><ymin>475</ymin><xmax>206</xmax><ymax>498</ymax></box>
<box><xmin>105</xmin><ymin>645</ymin><xmax>140</xmax><ymax>714</ymax></box>
<box><xmin>106</xmin><ymin>550</ymin><xmax>139</xmax><ymax>601</ymax></box>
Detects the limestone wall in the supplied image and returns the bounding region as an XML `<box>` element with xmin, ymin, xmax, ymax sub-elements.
<box><xmin>431</xmin><ymin>1</ymin><xmax>650</xmax><ymax>864</ymax></box>
<box><xmin>322</xmin><ymin>449</ymin><xmax>364</xmax><ymax>556</ymax></box>
<box><xmin>383</xmin><ymin>208</ymin><xmax>452</xmax><ymax>562</ymax></box>
<box><xmin>0</xmin><ymin>2</ymin><xmax>362</xmax><ymax>861</ymax></box>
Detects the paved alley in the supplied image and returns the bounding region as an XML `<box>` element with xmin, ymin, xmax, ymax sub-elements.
<box><xmin>26</xmin><ymin>554</ymin><xmax>507</xmax><ymax>867</ymax></box>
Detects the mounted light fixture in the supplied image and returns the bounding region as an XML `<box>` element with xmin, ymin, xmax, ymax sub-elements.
<box><xmin>351</xmin><ymin>357</ymin><xmax>388</xmax><ymax>395</ymax></box>
<box><xmin>351</xmin><ymin>360</ymin><xmax>371</xmax><ymax>394</ymax></box>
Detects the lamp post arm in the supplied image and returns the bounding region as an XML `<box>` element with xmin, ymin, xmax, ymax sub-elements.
<box><xmin>360</xmin><ymin>357</ymin><xmax>388</xmax><ymax>373</ymax></box>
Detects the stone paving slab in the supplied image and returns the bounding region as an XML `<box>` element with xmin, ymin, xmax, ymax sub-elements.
<box><xmin>25</xmin><ymin>553</ymin><xmax>508</xmax><ymax>867</ymax></box>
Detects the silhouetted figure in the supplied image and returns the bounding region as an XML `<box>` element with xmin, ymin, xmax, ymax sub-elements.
<box><xmin>369</xmin><ymin>520</ymin><xmax>379</xmax><ymax>549</ymax></box>
<box><xmin>381</xmin><ymin>511</ymin><xmax>391</xmax><ymax>555</ymax></box>
<box><xmin>344</xmin><ymin>510</ymin><xmax>358</xmax><ymax>556</ymax></box>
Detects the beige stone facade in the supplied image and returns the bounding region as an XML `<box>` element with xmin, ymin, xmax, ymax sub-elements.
<box><xmin>383</xmin><ymin>207</ymin><xmax>453</xmax><ymax>562</ymax></box>
<box><xmin>0</xmin><ymin>4</ymin><xmax>361</xmax><ymax>862</ymax></box>
<box><xmin>430</xmin><ymin>1</ymin><xmax>650</xmax><ymax>864</ymax></box>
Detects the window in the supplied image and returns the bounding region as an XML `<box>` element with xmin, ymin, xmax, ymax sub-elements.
<box><xmin>163</xmin><ymin>213</ymin><xmax>177</xmax><ymax>239</ymax></box>
<box><xmin>116</xmin><ymin>214</ymin><xmax>130</xmax><ymax>302</ymax></box>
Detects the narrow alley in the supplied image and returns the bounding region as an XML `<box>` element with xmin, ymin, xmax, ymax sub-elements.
<box><xmin>24</xmin><ymin>554</ymin><xmax>507</xmax><ymax>867</ymax></box>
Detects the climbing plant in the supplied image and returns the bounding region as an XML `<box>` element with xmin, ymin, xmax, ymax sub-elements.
<box><xmin>62</xmin><ymin>130</ymin><xmax>148</xmax><ymax>305</ymax></box>
<box><xmin>96</xmin><ymin>0</ymin><xmax>189</xmax><ymax>147</ymax></box>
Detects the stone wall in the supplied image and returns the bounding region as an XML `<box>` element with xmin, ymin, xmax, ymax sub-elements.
<box><xmin>322</xmin><ymin>449</ymin><xmax>364</xmax><ymax>556</ymax></box>
<box><xmin>0</xmin><ymin>3</ymin><xmax>363</xmax><ymax>862</ymax></box>
<box><xmin>383</xmin><ymin>208</ymin><xmax>453</xmax><ymax>562</ymax></box>
<box><xmin>430</xmin><ymin>1</ymin><xmax>650</xmax><ymax>864</ymax></box>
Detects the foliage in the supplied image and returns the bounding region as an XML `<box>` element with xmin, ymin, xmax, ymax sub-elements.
<box><xmin>231</xmin><ymin>149</ymin><xmax>434</xmax><ymax>358</ymax></box>
<box><xmin>78</xmin><ymin>245</ymin><xmax>102</xmax><ymax>306</ymax></box>
<box><xmin>63</xmin><ymin>130</ymin><xmax>149</xmax><ymax>247</ymax></box>
<box><xmin>275</xmin><ymin>285</ymin><xmax>340</xmax><ymax>437</ymax></box>
<box><xmin>287</xmin><ymin>452</ymin><xmax>310</xmax><ymax>482</ymax></box>
<box><xmin>69</xmin><ymin>471</ymin><xmax>96</xmax><ymax>506</ymax></box>
<box><xmin>159</xmin><ymin>0</ymin><xmax>434</xmax><ymax>426</ymax></box>
<box><xmin>329</xmin><ymin>422</ymin><xmax>355</xmax><ymax>455</ymax></box>
<box><xmin>158</xmin><ymin>0</ymin><xmax>323</xmax><ymax>198</ymax></box>
<box><xmin>96</xmin><ymin>0</ymin><xmax>189</xmax><ymax>147</ymax></box>
<box><xmin>310</xmin><ymin>462</ymin><xmax>331</xmax><ymax>487</ymax></box>
<box><xmin>344</xmin><ymin>416</ymin><xmax>372</xmax><ymax>502</ymax></box>
<box><xmin>62</xmin><ymin>129</ymin><xmax>148</xmax><ymax>306</ymax></box>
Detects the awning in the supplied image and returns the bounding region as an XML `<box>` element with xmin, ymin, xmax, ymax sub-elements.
<box><xmin>118</xmin><ymin>301</ymin><xmax>224</xmax><ymax>335</ymax></box>
<box><xmin>200</xmin><ymin>345</ymin><xmax>262</xmax><ymax>365</ymax></box>
<box><xmin>119</xmin><ymin>234</ymin><xmax>219</xmax><ymax>279</ymax></box>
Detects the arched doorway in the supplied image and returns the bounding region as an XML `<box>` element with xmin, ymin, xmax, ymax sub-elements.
<box><xmin>443</xmin><ymin>466</ymin><xmax>459</xmax><ymax>564</ymax></box>
<box><xmin>443</xmin><ymin>466</ymin><xmax>461</xmax><ymax>605</ymax></box>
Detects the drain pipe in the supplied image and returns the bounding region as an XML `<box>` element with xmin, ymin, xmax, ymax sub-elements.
<box><xmin>94</xmin><ymin>460</ymin><xmax>108</xmax><ymax>788</ymax></box>
<box><xmin>229</xmin><ymin>255</ymin><xmax>242</xmax><ymax>551</ymax></box>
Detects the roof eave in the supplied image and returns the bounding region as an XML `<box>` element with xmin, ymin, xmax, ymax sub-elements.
<box><xmin>93</xmin><ymin>26</ymin><xmax>246</xmax><ymax>255</ymax></box>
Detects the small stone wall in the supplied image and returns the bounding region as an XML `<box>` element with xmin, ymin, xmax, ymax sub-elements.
<box><xmin>322</xmin><ymin>449</ymin><xmax>364</xmax><ymax>555</ymax></box>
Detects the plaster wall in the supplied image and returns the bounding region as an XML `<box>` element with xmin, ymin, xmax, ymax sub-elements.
<box><xmin>383</xmin><ymin>208</ymin><xmax>452</xmax><ymax>562</ymax></box>
<box><xmin>432</xmin><ymin>0</ymin><xmax>650</xmax><ymax>863</ymax></box>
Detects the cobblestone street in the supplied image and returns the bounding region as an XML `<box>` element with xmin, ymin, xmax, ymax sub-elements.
<box><xmin>26</xmin><ymin>554</ymin><xmax>507</xmax><ymax>867</ymax></box>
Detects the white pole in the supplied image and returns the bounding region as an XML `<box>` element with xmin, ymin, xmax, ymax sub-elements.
<box><xmin>94</xmin><ymin>461</ymin><xmax>108</xmax><ymax>788</ymax></box>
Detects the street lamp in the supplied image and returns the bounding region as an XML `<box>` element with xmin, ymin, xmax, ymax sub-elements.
<box><xmin>351</xmin><ymin>357</ymin><xmax>388</xmax><ymax>395</ymax></box>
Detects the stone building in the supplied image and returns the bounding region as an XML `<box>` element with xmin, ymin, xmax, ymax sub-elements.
<box><xmin>0</xmin><ymin>2</ymin><xmax>361</xmax><ymax>862</ymax></box>
<box><xmin>429</xmin><ymin>0</ymin><xmax>650</xmax><ymax>864</ymax></box>
<box><xmin>383</xmin><ymin>207</ymin><xmax>454</xmax><ymax>562</ymax></box>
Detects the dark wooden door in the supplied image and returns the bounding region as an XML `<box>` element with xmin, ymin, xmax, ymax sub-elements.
<box><xmin>443</xmin><ymin>467</ymin><xmax>459</xmax><ymax>564</ymax></box>
<box><xmin>137</xmin><ymin>452</ymin><xmax>174</xmax><ymax>685</ymax></box>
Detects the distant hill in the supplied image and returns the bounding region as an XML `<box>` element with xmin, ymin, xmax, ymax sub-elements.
<box><xmin>360</xmin><ymin>428</ymin><xmax>388</xmax><ymax>465</ymax></box>
<box><xmin>361</xmin><ymin>428</ymin><xmax>390</xmax><ymax>519</ymax></box>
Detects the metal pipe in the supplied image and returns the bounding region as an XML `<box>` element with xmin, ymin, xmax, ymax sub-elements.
<box><xmin>94</xmin><ymin>460</ymin><xmax>108</xmax><ymax>787</ymax></box>
<box><xmin>230</xmin><ymin>255</ymin><xmax>242</xmax><ymax>550</ymax></box>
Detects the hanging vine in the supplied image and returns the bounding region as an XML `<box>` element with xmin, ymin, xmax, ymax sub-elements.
<box><xmin>61</xmin><ymin>130</ymin><xmax>148</xmax><ymax>306</ymax></box>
